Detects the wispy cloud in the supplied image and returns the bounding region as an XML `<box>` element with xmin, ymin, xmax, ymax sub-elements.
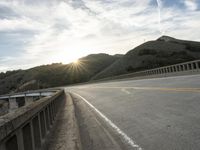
<box><xmin>184</xmin><ymin>0</ymin><xmax>198</xmax><ymax>11</ymax></box>
<box><xmin>0</xmin><ymin>0</ymin><xmax>200</xmax><ymax>72</ymax></box>
<box><xmin>156</xmin><ymin>0</ymin><xmax>165</xmax><ymax>34</ymax></box>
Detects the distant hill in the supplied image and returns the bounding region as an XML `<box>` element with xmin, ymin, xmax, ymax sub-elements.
<box><xmin>92</xmin><ymin>36</ymin><xmax>200</xmax><ymax>80</ymax></box>
<box><xmin>0</xmin><ymin>53</ymin><xmax>120</xmax><ymax>95</ymax></box>
<box><xmin>1</xmin><ymin>36</ymin><xmax>200</xmax><ymax>95</ymax></box>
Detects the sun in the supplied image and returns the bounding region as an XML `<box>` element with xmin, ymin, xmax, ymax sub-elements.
<box><xmin>73</xmin><ymin>59</ymin><xmax>79</xmax><ymax>65</ymax></box>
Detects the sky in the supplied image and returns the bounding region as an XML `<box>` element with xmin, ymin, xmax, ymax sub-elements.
<box><xmin>0</xmin><ymin>0</ymin><xmax>200</xmax><ymax>72</ymax></box>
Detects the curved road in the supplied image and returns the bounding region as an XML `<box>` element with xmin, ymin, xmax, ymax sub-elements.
<box><xmin>65</xmin><ymin>74</ymin><xmax>200</xmax><ymax>150</ymax></box>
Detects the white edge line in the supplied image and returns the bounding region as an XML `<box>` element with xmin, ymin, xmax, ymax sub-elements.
<box><xmin>72</xmin><ymin>92</ymin><xmax>142</xmax><ymax>150</ymax></box>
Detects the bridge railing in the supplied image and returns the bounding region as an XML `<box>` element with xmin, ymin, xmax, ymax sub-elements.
<box><xmin>0</xmin><ymin>89</ymin><xmax>65</xmax><ymax>150</ymax></box>
<box><xmin>139</xmin><ymin>59</ymin><xmax>200</xmax><ymax>76</ymax></box>
<box><xmin>0</xmin><ymin>89</ymin><xmax>59</xmax><ymax>99</ymax></box>
<box><xmin>0</xmin><ymin>89</ymin><xmax>61</xmax><ymax>115</ymax></box>
<box><xmin>95</xmin><ymin>59</ymin><xmax>200</xmax><ymax>81</ymax></box>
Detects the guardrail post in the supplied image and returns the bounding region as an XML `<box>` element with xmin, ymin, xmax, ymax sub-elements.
<box><xmin>178</xmin><ymin>65</ymin><xmax>180</xmax><ymax>71</ymax></box>
<box><xmin>195</xmin><ymin>62</ymin><xmax>199</xmax><ymax>69</ymax></box>
<box><xmin>158</xmin><ymin>69</ymin><xmax>161</xmax><ymax>74</ymax></box>
<box><xmin>154</xmin><ymin>70</ymin><xmax>156</xmax><ymax>74</ymax></box>
<box><xmin>159</xmin><ymin>69</ymin><xmax>162</xmax><ymax>74</ymax></box>
<box><xmin>180</xmin><ymin>65</ymin><xmax>183</xmax><ymax>71</ymax></box>
<box><xmin>181</xmin><ymin>65</ymin><xmax>184</xmax><ymax>71</ymax></box>
<box><xmin>165</xmin><ymin>68</ymin><xmax>167</xmax><ymax>73</ymax></box>
<box><xmin>171</xmin><ymin>66</ymin><xmax>175</xmax><ymax>72</ymax></box>
<box><xmin>52</xmin><ymin>101</ymin><xmax>56</xmax><ymax>118</ymax></box>
<box><xmin>163</xmin><ymin>68</ymin><xmax>166</xmax><ymax>73</ymax></box>
<box><xmin>32</xmin><ymin>115</ymin><xmax>42</xmax><ymax>149</ymax></box>
<box><xmin>16</xmin><ymin>129</ymin><xmax>25</xmax><ymax>150</ymax></box>
<box><xmin>37</xmin><ymin>114</ymin><xmax>43</xmax><ymax>145</ymax></box>
<box><xmin>149</xmin><ymin>71</ymin><xmax>152</xmax><ymax>75</ymax></box>
<box><xmin>45</xmin><ymin>107</ymin><xmax>50</xmax><ymax>132</ymax></box>
<box><xmin>25</xmin><ymin>96</ymin><xmax>34</xmax><ymax>106</ymax></box>
<box><xmin>162</xmin><ymin>68</ymin><xmax>165</xmax><ymax>73</ymax></box>
<box><xmin>39</xmin><ymin>92</ymin><xmax>42</xmax><ymax>99</ymax></box>
<box><xmin>188</xmin><ymin>63</ymin><xmax>191</xmax><ymax>70</ymax></box>
<box><xmin>5</xmin><ymin>134</ymin><xmax>21</xmax><ymax>150</ymax></box>
<box><xmin>166</xmin><ymin>67</ymin><xmax>168</xmax><ymax>73</ymax></box>
<box><xmin>8</xmin><ymin>97</ymin><xmax>18</xmax><ymax>112</ymax></box>
<box><xmin>173</xmin><ymin>66</ymin><xmax>176</xmax><ymax>72</ymax></box>
<box><xmin>39</xmin><ymin>111</ymin><xmax>47</xmax><ymax>139</ymax></box>
<box><xmin>159</xmin><ymin>69</ymin><xmax>161</xmax><ymax>74</ymax></box>
<box><xmin>169</xmin><ymin>67</ymin><xmax>172</xmax><ymax>72</ymax></box>
<box><xmin>30</xmin><ymin>121</ymin><xmax>36</xmax><ymax>150</ymax></box>
<box><xmin>169</xmin><ymin>67</ymin><xmax>172</xmax><ymax>73</ymax></box>
<box><xmin>22</xmin><ymin>123</ymin><xmax>34</xmax><ymax>150</ymax></box>
<box><xmin>50</xmin><ymin>103</ymin><xmax>54</xmax><ymax>122</ymax></box>
<box><xmin>48</xmin><ymin>105</ymin><xmax>53</xmax><ymax>126</ymax></box>
<box><xmin>187</xmin><ymin>64</ymin><xmax>190</xmax><ymax>70</ymax></box>
<box><xmin>0</xmin><ymin>144</ymin><xmax>5</xmax><ymax>150</ymax></box>
<box><xmin>191</xmin><ymin>63</ymin><xmax>194</xmax><ymax>70</ymax></box>
<box><xmin>183</xmin><ymin>64</ymin><xmax>187</xmax><ymax>71</ymax></box>
<box><xmin>182</xmin><ymin>65</ymin><xmax>186</xmax><ymax>71</ymax></box>
<box><xmin>155</xmin><ymin>70</ymin><xmax>157</xmax><ymax>74</ymax></box>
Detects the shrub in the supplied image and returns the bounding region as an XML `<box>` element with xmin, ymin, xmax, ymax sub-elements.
<box><xmin>138</xmin><ymin>49</ymin><xmax>157</xmax><ymax>56</ymax></box>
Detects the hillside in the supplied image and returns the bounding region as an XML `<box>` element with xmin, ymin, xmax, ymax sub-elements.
<box><xmin>1</xmin><ymin>36</ymin><xmax>200</xmax><ymax>95</ymax></box>
<box><xmin>0</xmin><ymin>53</ymin><xmax>120</xmax><ymax>95</ymax></box>
<box><xmin>92</xmin><ymin>36</ymin><xmax>200</xmax><ymax>80</ymax></box>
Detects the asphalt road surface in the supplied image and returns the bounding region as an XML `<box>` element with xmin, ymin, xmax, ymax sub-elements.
<box><xmin>65</xmin><ymin>74</ymin><xmax>200</xmax><ymax>150</ymax></box>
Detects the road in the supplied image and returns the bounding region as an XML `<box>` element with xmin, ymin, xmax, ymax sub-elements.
<box><xmin>65</xmin><ymin>74</ymin><xmax>200</xmax><ymax>150</ymax></box>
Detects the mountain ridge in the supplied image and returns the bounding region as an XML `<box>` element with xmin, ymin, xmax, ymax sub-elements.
<box><xmin>1</xmin><ymin>35</ymin><xmax>200</xmax><ymax>95</ymax></box>
<box><xmin>0</xmin><ymin>53</ymin><xmax>120</xmax><ymax>95</ymax></box>
<box><xmin>92</xmin><ymin>35</ymin><xmax>200</xmax><ymax>80</ymax></box>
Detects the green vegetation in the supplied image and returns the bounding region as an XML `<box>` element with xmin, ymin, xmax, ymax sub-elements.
<box><xmin>185</xmin><ymin>43</ymin><xmax>200</xmax><ymax>52</ymax></box>
<box><xmin>138</xmin><ymin>49</ymin><xmax>157</xmax><ymax>56</ymax></box>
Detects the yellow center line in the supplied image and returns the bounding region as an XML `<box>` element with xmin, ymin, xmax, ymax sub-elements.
<box><xmin>76</xmin><ymin>86</ymin><xmax>200</xmax><ymax>93</ymax></box>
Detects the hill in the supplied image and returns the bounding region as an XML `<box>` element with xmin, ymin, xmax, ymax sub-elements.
<box><xmin>1</xmin><ymin>35</ymin><xmax>200</xmax><ymax>95</ymax></box>
<box><xmin>92</xmin><ymin>36</ymin><xmax>200</xmax><ymax>80</ymax></box>
<box><xmin>0</xmin><ymin>53</ymin><xmax>120</xmax><ymax>95</ymax></box>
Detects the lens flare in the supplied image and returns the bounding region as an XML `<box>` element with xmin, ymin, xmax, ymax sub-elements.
<box><xmin>73</xmin><ymin>59</ymin><xmax>79</xmax><ymax>64</ymax></box>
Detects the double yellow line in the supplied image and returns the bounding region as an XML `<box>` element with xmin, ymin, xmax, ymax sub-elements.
<box><xmin>77</xmin><ymin>86</ymin><xmax>200</xmax><ymax>93</ymax></box>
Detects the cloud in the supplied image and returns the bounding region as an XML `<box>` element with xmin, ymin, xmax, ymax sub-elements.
<box><xmin>184</xmin><ymin>0</ymin><xmax>198</xmax><ymax>11</ymax></box>
<box><xmin>0</xmin><ymin>18</ymin><xmax>45</xmax><ymax>32</ymax></box>
<box><xmin>156</xmin><ymin>0</ymin><xmax>165</xmax><ymax>34</ymax></box>
<box><xmin>0</xmin><ymin>4</ymin><xmax>19</xmax><ymax>19</ymax></box>
<box><xmin>0</xmin><ymin>0</ymin><xmax>200</xmax><ymax>71</ymax></box>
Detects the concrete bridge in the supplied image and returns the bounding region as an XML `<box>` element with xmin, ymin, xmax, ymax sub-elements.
<box><xmin>0</xmin><ymin>89</ymin><xmax>64</xmax><ymax>150</ymax></box>
<box><xmin>0</xmin><ymin>90</ymin><xmax>59</xmax><ymax>115</ymax></box>
<box><xmin>0</xmin><ymin>59</ymin><xmax>200</xmax><ymax>150</ymax></box>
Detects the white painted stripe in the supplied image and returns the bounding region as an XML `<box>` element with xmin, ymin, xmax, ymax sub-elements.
<box><xmin>73</xmin><ymin>92</ymin><xmax>142</xmax><ymax>150</ymax></box>
<box><xmin>121</xmin><ymin>88</ymin><xmax>131</xmax><ymax>94</ymax></box>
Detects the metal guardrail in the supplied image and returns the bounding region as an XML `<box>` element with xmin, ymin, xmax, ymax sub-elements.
<box><xmin>0</xmin><ymin>89</ymin><xmax>65</xmax><ymax>150</ymax></box>
<box><xmin>96</xmin><ymin>59</ymin><xmax>200</xmax><ymax>81</ymax></box>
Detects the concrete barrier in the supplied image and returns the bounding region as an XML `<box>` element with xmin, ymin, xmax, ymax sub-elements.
<box><xmin>93</xmin><ymin>59</ymin><xmax>200</xmax><ymax>82</ymax></box>
<box><xmin>0</xmin><ymin>90</ymin><xmax>59</xmax><ymax>114</ymax></box>
<box><xmin>0</xmin><ymin>89</ymin><xmax>64</xmax><ymax>150</ymax></box>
